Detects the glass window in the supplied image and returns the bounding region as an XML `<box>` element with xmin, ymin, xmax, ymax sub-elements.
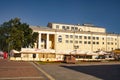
<box><xmin>93</xmin><ymin>42</ymin><xmax>95</xmax><ymax>44</ymax></box>
<box><xmin>88</xmin><ymin>41</ymin><xmax>91</xmax><ymax>44</ymax></box>
<box><xmin>75</xmin><ymin>41</ymin><xmax>78</xmax><ymax>44</ymax></box>
<box><xmin>84</xmin><ymin>36</ymin><xmax>87</xmax><ymax>39</ymax></box>
<box><xmin>88</xmin><ymin>36</ymin><xmax>91</xmax><ymax>39</ymax></box>
<box><xmin>75</xmin><ymin>27</ymin><xmax>78</xmax><ymax>30</ymax></box>
<box><xmin>56</xmin><ymin>25</ymin><xmax>59</xmax><ymax>29</ymax></box>
<box><xmin>66</xmin><ymin>35</ymin><xmax>69</xmax><ymax>38</ymax></box>
<box><xmin>66</xmin><ymin>40</ymin><xmax>69</xmax><ymax>43</ymax></box>
<box><xmin>84</xmin><ymin>41</ymin><xmax>87</xmax><ymax>44</ymax></box>
<box><xmin>58</xmin><ymin>35</ymin><xmax>62</xmax><ymax>42</ymax></box>
<box><xmin>66</xmin><ymin>26</ymin><xmax>69</xmax><ymax>29</ymax></box>
<box><xmin>71</xmin><ymin>27</ymin><xmax>74</xmax><ymax>30</ymax></box>
<box><xmin>75</xmin><ymin>35</ymin><xmax>78</xmax><ymax>39</ymax></box>
<box><xmin>79</xmin><ymin>36</ymin><xmax>82</xmax><ymax>39</ymax></box>
<box><xmin>62</xmin><ymin>26</ymin><xmax>66</xmax><ymax>30</ymax></box>
<box><xmin>96</xmin><ymin>37</ymin><xmax>99</xmax><ymax>40</ymax></box>
<box><xmin>93</xmin><ymin>37</ymin><xmax>95</xmax><ymax>40</ymax></box>
<box><xmin>70</xmin><ymin>40</ymin><xmax>73</xmax><ymax>43</ymax></box>
<box><xmin>70</xmin><ymin>35</ymin><xmax>73</xmax><ymax>38</ymax></box>
<box><xmin>96</xmin><ymin>42</ymin><xmax>99</xmax><ymax>44</ymax></box>
<box><xmin>79</xmin><ymin>41</ymin><xmax>82</xmax><ymax>44</ymax></box>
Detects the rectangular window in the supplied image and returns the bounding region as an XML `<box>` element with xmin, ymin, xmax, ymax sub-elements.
<box><xmin>70</xmin><ymin>35</ymin><xmax>73</xmax><ymax>38</ymax></box>
<box><xmin>93</xmin><ymin>37</ymin><xmax>95</xmax><ymax>40</ymax></box>
<box><xmin>66</xmin><ymin>35</ymin><xmax>69</xmax><ymax>38</ymax></box>
<box><xmin>66</xmin><ymin>26</ymin><xmax>69</xmax><ymax>29</ymax></box>
<box><xmin>62</xmin><ymin>26</ymin><xmax>66</xmax><ymax>30</ymax></box>
<box><xmin>56</xmin><ymin>25</ymin><xmax>59</xmax><ymax>29</ymax></box>
<box><xmin>79</xmin><ymin>36</ymin><xmax>82</xmax><ymax>39</ymax></box>
<box><xmin>71</xmin><ymin>27</ymin><xmax>74</xmax><ymax>30</ymax></box>
<box><xmin>79</xmin><ymin>41</ymin><xmax>82</xmax><ymax>44</ymax></box>
<box><xmin>66</xmin><ymin>40</ymin><xmax>69</xmax><ymax>43</ymax></box>
<box><xmin>96</xmin><ymin>37</ymin><xmax>99</xmax><ymax>40</ymax></box>
<box><xmin>84</xmin><ymin>41</ymin><xmax>87</xmax><ymax>44</ymax></box>
<box><xmin>70</xmin><ymin>40</ymin><xmax>73</xmax><ymax>43</ymax></box>
<box><xmin>88</xmin><ymin>36</ymin><xmax>91</xmax><ymax>39</ymax></box>
<box><xmin>88</xmin><ymin>41</ymin><xmax>91</xmax><ymax>44</ymax></box>
<box><xmin>96</xmin><ymin>42</ymin><xmax>99</xmax><ymax>44</ymax></box>
<box><xmin>75</xmin><ymin>41</ymin><xmax>78</xmax><ymax>44</ymax></box>
<box><xmin>75</xmin><ymin>27</ymin><xmax>78</xmax><ymax>30</ymax></box>
<box><xmin>84</xmin><ymin>36</ymin><xmax>87</xmax><ymax>39</ymax></box>
<box><xmin>93</xmin><ymin>42</ymin><xmax>95</xmax><ymax>44</ymax></box>
<box><xmin>75</xmin><ymin>35</ymin><xmax>78</xmax><ymax>39</ymax></box>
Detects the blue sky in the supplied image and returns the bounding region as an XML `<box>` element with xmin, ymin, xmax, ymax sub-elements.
<box><xmin>0</xmin><ymin>0</ymin><xmax>120</xmax><ymax>33</ymax></box>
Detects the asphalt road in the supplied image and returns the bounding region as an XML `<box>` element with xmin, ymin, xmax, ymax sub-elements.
<box><xmin>38</xmin><ymin>62</ymin><xmax>120</xmax><ymax>80</ymax></box>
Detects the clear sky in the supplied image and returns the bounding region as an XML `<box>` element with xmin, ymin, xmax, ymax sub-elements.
<box><xmin>0</xmin><ymin>0</ymin><xmax>120</xmax><ymax>33</ymax></box>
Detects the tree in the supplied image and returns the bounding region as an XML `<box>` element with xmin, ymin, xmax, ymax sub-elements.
<box><xmin>0</xmin><ymin>17</ymin><xmax>38</xmax><ymax>51</ymax></box>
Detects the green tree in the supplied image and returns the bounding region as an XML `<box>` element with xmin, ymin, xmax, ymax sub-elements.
<box><xmin>0</xmin><ymin>17</ymin><xmax>38</xmax><ymax>51</ymax></box>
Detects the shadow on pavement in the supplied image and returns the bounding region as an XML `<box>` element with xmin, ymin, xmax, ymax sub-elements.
<box><xmin>60</xmin><ymin>64</ymin><xmax>120</xmax><ymax>80</ymax></box>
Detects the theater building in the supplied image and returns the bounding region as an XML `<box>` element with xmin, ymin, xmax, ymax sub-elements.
<box><xmin>10</xmin><ymin>23</ymin><xmax>120</xmax><ymax>61</ymax></box>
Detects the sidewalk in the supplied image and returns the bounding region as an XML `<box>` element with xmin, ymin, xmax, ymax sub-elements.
<box><xmin>0</xmin><ymin>59</ymin><xmax>46</xmax><ymax>80</ymax></box>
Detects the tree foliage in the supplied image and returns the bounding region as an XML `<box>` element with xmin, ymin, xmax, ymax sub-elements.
<box><xmin>0</xmin><ymin>18</ymin><xmax>38</xmax><ymax>51</ymax></box>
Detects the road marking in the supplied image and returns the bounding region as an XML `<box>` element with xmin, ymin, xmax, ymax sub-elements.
<box><xmin>0</xmin><ymin>77</ymin><xmax>43</xmax><ymax>80</ymax></box>
<box><xmin>31</xmin><ymin>62</ymin><xmax>55</xmax><ymax>80</ymax></box>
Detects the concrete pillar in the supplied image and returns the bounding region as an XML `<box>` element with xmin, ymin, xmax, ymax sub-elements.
<box><xmin>46</xmin><ymin>33</ymin><xmax>49</xmax><ymax>49</ymax></box>
<box><xmin>38</xmin><ymin>33</ymin><xmax>41</xmax><ymax>49</ymax></box>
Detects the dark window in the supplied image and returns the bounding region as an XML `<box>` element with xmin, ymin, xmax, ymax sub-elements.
<box><xmin>58</xmin><ymin>35</ymin><xmax>62</xmax><ymax>42</ymax></box>
<box><xmin>88</xmin><ymin>41</ymin><xmax>91</xmax><ymax>44</ymax></box>
<box><xmin>88</xmin><ymin>36</ymin><xmax>91</xmax><ymax>39</ymax></box>
<box><xmin>79</xmin><ymin>36</ymin><xmax>82</xmax><ymax>39</ymax></box>
<box><xmin>84</xmin><ymin>36</ymin><xmax>87</xmax><ymax>39</ymax></box>
<box><xmin>33</xmin><ymin>54</ymin><xmax>36</xmax><ymax>58</ymax></box>
<box><xmin>84</xmin><ymin>41</ymin><xmax>87</xmax><ymax>44</ymax></box>
<box><xmin>70</xmin><ymin>35</ymin><xmax>73</xmax><ymax>38</ymax></box>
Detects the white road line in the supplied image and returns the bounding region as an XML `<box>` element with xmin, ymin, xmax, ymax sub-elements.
<box><xmin>0</xmin><ymin>77</ymin><xmax>43</xmax><ymax>80</ymax></box>
<box><xmin>31</xmin><ymin>62</ymin><xmax>55</xmax><ymax>80</ymax></box>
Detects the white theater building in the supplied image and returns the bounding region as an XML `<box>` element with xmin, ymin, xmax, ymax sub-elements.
<box><xmin>10</xmin><ymin>23</ymin><xmax>120</xmax><ymax>61</ymax></box>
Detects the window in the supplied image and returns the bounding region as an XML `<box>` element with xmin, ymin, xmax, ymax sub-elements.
<box><xmin>103</xmin><ymin>42</ymin><xmax>104</xmax><ymax>44</ymax></box>
<box><xmin>33</xmin><ymin>54</ymin><xmax>36</xmax><ymax>58</ymax></box>
<box><xmin>66</xmin><ymin>35</ymin><xmax>69</xmax><ymax>38</ymax></box>
<box><xmin>75</xmin><ymin>27</ymin><xmax>78</xmax><ymax>30</ymax></box>
<box><xmin>75</xmin><ymin>41</ymin><xmax>78</xmax><ymax>44</ymax></box>
<box><xmin>102</xmin><ymin>38</ymin><xmax>104</xmax><ymax>40</ymax></box>
<box><xmin>66</xmin><ymin>40</ymin><xmax>69</xmax><ymax>43</ymax></box>
<box><xmin>71</xmin><ymin>27</ymin><xmax>74</xmax><ymax>30</ymax></box>
<box><xmin>96</xmin><ymin>42</ymin><xmax>99</xmax><ymax>44</ymax></box>
<box><xmin>88</xmin><ymin>41</ymin><xmax>91</xmax><ymax>44</ymax></box>
<box><xmin>70</xmin><ymin>35</ymin><xmax>73</xmax><ymax>38</ymax></box>
<box><xmin>88</xmin><ymin>36</ymin><xmax>91</xmax><ymax>39</ymax></box>
<box><xmin>84</xmin><ymin>41</ymin><xmax>87</xmax><ymax>44</ymax></box>
<box><xmin>66</xmin><ymin>26</ymin><xmax>69</xmax><ymax>29</ymax></box>
<box><xmin>70</xmin><ymin>40</ymin><xmax>73</xmax><ymax>43</ymax></box>
<box><xmin>58</xmin><ymin>35</ymin><xmax>62</xmax><ymax>42</ymax></box>
<box><xmin>75</xmin><ymin>35</ymin><xmax>78</xmax><ymax>39</ymax></box>
<box><xmin>84</xmin><ymin>36</ymin><xmax>87</xmax><ymax>39</ymax></box>
<box><xmin>79</xmin><ymin>41</ymin><xmax>82</xmax><ymax>44</ymax></box>
<box><xmin>93</xmin><ymin>37</ymin><xmax>95</xmax><ymax>40</ymax></box>
<box><xmin>56</xmin><ymin>25</ymin><xmax>59</xmax><ymax>29</ymax></box>
<box><xmin>62</xmin><ymin>26</ymin><xmax>66</xmax><ymax>30</ymax></box>
<box><xmin>96</xmin><ymin>37</ymin><xmax>99</xmax><ymax>40</ymax></box>
<box><xmin>93</xmin><ymin>42</ymin><xmax>95</xmax><ymax>44</ymax></box>
<box><xmin>79</xmin><ymin>36</ymin><xmax>82</xmax><ymax>39</ymax></box>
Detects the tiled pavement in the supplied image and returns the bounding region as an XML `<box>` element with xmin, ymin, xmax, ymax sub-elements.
<box><xmin>0</xmin><ymin>59</ymin><xmax>47</xmax><ymax>80</ymax></box>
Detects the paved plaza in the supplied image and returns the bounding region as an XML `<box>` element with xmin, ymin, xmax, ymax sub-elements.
<box><xmin>0</xmin><ymin>59</ymin><xmax>120</xmax><ymax>80</ymax></box>
<box><xmin>0</xmin><ymin>59</ymin><xmax>47</xmax><ymax>80</ymax></box>
<box><xmin>38</xmin><ymin>62</ymin><xmax>120</xmax><ymax>80</ymax></box>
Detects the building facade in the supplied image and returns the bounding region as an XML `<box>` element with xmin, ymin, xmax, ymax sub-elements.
<box><xmin>31</xmin><ymin>23</ymin><xmax>120</xmax><ymax>52</ymax></box>
<box><xmin>10</xmin><ymin>23</ymin><xmax>119</xmax><ymax>61</ymax></box>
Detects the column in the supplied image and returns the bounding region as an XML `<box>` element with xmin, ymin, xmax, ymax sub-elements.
<box><xmin>46</xmin><ymin>33</ymin><xmax>49</xmax><ymax>49</ymax></box>
<box><xmin>38</xmin><ymin>33</ymin><xmax>41</xmax><ymax>49</ymax></box>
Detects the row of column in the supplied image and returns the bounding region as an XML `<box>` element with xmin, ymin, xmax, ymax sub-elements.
<box><xmin>38</xmin><ymin>33</ymin><xmax>49</xmax><ymax>49</ymax></box>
